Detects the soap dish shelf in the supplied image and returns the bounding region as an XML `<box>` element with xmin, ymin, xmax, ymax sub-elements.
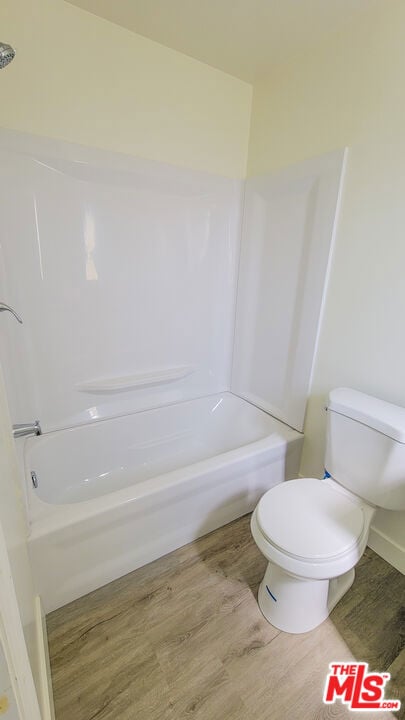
<box><xmin>77</xmin><ymin>365</ymin><xmax>194</xmax><ymax>393</ymax></box>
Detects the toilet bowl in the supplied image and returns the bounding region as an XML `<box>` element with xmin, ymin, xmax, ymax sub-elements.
<box><xmin>251</xmin><ymin>477</ymin><xmax>375</xmax><ymax>633</ymax></box>
<box><xmin>250</xmin><ymin>388</ymin><xmax>405</xmax><ymax>634</ymax></box>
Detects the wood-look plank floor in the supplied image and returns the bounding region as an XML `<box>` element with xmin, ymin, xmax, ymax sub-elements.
<box><xmin>47</xmin><ymin>515</ymin><xmax>404</xmax><ymax>720</ymax></box>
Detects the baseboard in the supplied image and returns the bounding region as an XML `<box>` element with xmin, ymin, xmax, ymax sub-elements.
<box><xmin>34</xmin><ymin>597</ymin><xmax>55</xmax><ymax>720</ymax></box>
<box><xmin>368</xmin><ymin>527</ymin><xmax>405</xmax><ymax>575</ymax></box>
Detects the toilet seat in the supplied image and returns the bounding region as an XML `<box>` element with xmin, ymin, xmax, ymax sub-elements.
<box><xmin>256</xmin><ymin>478</ymin><xmax>365</xmax><ymax>564</ymax></box>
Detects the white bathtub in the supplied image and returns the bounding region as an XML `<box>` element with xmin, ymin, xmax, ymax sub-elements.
<box><xmin>25</xmin><ymin>393</ymin><xmax>303</xmax><ymax>612</ymax></box>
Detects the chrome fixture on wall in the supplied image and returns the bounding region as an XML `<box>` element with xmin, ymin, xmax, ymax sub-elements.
<box><xmin>0</xmin><ymin>42</ymin><xmax>15</xmax><ymax>69</ymax></box>
<box><xmin>0</xmin><ymin>302</ymin><xmax>23</xmax><ymax>323</ymax></box>
<box><xmin>0</xmin><ymin>302</ymin><xmax>38</xmax><ymax>437</ymax></box>
<box><xmin>12</xmin><ymin>421</ymin><xmax>42</xmax><ymax>439</ymax></box>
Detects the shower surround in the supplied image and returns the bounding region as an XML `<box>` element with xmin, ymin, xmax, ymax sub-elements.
<box><xmin>0</xmin><ymin>130</ymin><xmax>345</xmax><ymax>610</ymax></box>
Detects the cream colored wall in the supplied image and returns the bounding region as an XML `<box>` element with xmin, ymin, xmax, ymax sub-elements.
<box><xmin>248</xmin><ymin>1</ymin><xmax>405</xmax><ymax>566</ymax></box>
<box><xmin>0</xmin><ymin>0</ymin><xmax>251</xmax><ymax>178</ymax></box>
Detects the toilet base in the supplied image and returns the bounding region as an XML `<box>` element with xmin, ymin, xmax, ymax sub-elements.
<box><xmin>257</xmin><ymin>562</ymin><xmax>355</xmax><ymax>634</ymax></box>
<box><xmin>327</xmin><ymin>568</ymin><xmax>355</xmax><ymax>613</ymax></box>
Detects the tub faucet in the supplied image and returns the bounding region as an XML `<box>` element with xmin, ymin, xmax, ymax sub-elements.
<box><xmin>0</xmin><ymin>302</ymin><xmax>23</xmax><ymax>323</ymax></box>
<box><xmin>12</xmin><ymin>421</ymin><xmax>42</xmax><ymax>438</ymax></box>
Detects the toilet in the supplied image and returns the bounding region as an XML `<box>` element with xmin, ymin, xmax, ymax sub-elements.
<box><xmin>251</xmin><ymin>387</ymin><xmax>405</xmax><ymax>634</ymax></box>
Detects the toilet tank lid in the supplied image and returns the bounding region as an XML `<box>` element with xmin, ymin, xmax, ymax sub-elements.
<box><xmin>328</xmin><ymin>388</ymin><xmax>405</xmax><ymax>443</ymax></box>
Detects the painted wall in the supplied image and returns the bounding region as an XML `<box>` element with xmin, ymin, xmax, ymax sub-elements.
<box><xmin>247</xmin><ymin>1</ymin><xmax>405</xmax><ymax>567</ymax></box>
<box><xmin>0</xmin><ymin>0</ymin><xmax>252</xmax><ymax>178</ymax></box>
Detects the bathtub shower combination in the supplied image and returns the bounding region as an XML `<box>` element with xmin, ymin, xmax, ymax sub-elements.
<box><xmin>25</xmin><ymin>394</ymin><xmax>302</xmax><ymax>610</ymax></box>
<box><xmin>0</xmin><ymin>131</ymin><xmax>346</xmax><ymax>612</ymax></box>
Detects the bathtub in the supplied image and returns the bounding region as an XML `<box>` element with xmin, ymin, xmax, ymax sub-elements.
<box><xmin>25</xmin><ymin>392</ymin><xmax>303</xmax><ymax>612</ymax></box>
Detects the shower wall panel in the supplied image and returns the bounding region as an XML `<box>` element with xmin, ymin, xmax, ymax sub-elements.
<box><xmin>232</xmin><ymin>150</ymin><xmax>347</xmax><ymax>431</ymax></box>
<box><xmin>0</xmin><ymin>131</ymin><xmax>242</xmax><ymax>431</ymax></box>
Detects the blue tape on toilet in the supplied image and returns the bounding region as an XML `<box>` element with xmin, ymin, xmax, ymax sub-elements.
<box><xmin>266</xmin><ymin>585</ymin><xmax>277</xmax><ymax>602</ymax></box>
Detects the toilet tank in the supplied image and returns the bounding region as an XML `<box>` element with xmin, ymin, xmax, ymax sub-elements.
<box><xmin>325</xmin><ymin>388</ymin><xmax>405</xmax><ymax>510</ymax></box>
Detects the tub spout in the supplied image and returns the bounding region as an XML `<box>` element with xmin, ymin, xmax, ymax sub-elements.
<box><xmin>12</xmin><ymin>420</ymin><xmax>41</xmax><ymax>438</ymax></box>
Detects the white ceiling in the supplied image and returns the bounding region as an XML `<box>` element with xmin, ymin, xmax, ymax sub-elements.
<box><xmin>67</xmin><ymin>0</ymin><xmax>382</xmax><ymax>83</ymax></box>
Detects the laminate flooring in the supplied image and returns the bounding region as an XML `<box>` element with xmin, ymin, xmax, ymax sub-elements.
<box><xmin>47</xmin><ymin>514</ymin><xmax>404</xmax><ymax>720</ymax></box>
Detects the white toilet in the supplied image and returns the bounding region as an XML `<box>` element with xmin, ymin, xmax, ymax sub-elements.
<box><xmin>251</xmin><ymin>388</ymin><xmax>405</xmax><ymax>634</ymax></box>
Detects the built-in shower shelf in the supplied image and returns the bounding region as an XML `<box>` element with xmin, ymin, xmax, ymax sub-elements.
<box><xmin>76</xmin><ymin>366</ymin><xmax>194</xmax><ymax>393</ymax></box>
